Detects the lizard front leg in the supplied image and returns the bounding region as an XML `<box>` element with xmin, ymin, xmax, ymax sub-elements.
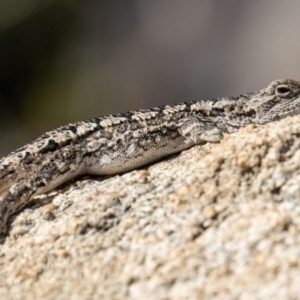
<box><xmin>0</xmin><ymin>145</ymin><xmax>85</xmax><ymax>235</ymax></box>
<box><xmin>178</xmin><ymin>116</ymin><xmax>223</xmax><ymax>144</ymax></box>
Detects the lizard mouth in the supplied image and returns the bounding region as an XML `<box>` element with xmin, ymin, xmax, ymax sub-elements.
<box><xmin>279</xmin><ymin>106</ymin><xmax>300</xmax><ymax>118</ymax></box>
<box><xmin>255</xmin><ymin>95</ymin><xmax>300</xmax><ymax>123</ymax></box>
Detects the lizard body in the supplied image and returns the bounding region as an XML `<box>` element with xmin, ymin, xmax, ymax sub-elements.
<box><xmin>1</xmin><ymin>79</ymin><xmax>300</xmax><ymax>235</ymax></box>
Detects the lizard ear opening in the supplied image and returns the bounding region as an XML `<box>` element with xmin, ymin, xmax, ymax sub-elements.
<box><xmin>275</xmin><ymin>84</ymin><xmax>292</xmax><ymax>98</ymax></box>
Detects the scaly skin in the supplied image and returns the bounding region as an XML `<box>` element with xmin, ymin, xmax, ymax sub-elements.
<box><xmin>1</xmin><ymin>79</ymin><xmax>300</xmax><ymax>235</ymax></box>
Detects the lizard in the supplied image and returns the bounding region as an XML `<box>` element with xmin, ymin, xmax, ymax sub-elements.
<box><xmin>1</xmin><ymin>78</ymin><xmax>300</xmax><ymax>236</ymax></box>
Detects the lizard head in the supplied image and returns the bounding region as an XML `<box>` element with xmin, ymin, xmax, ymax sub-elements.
<box><xmin>245</xmin><ymin>79</ymin><xmax>300</xmax><ymax>124</ymax></box>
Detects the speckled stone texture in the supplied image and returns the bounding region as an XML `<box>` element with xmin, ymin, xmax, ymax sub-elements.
<box><xmin>2</xmin><ymin>116</ymin><xmax>300</xmax><ymax>300</ymax></box>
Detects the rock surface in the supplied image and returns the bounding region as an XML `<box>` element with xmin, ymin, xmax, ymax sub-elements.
<box><xmin>1</xmin><ymin>116</ymin><xmax>300</xmax><ymax>299</ymax></box>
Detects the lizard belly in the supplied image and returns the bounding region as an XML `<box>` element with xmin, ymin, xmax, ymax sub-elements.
<box><xmin>85</xmin><ymin>135</ymin><xmax>195</xmax><ymax>176</ymax></box>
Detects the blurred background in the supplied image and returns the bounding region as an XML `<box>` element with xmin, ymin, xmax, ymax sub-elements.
<box><xmin>1</xmin><ymin>0</ymin><xmax>300</xmax><ymax>156</ymax></box>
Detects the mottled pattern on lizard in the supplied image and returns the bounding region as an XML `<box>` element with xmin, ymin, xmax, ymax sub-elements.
<box><xmin>1</xmin><ymin>78</ymin><xmax>300</xmax><ymax>236</ymax></box>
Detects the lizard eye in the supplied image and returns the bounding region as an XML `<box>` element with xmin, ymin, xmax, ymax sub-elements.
<box><xmin>275</xmin><ymin>84</ymin><xmax>292</xmax><ymax>98</ymax></box>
